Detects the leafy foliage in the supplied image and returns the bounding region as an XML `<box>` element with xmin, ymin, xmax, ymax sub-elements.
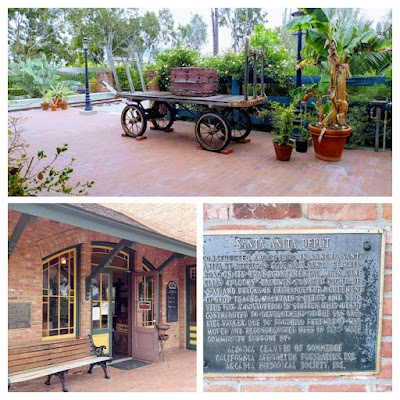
<box><xmin>8</xmin><ymin>116</ymin><xmax>94</xmax><ymax>196</ymax></box>
<box><xmin>177</xmin><ymin>13</ymin><xmax>208</xmax><ymax>51</ymax></box>
<box><xmin>9</xmin><ymin>54</ymin><xmax>59</xmax><ymax>98</ymax></box>
<box><xmin>249</xmin><ymin>25</ymin><xmax>295</xmax><ymax>95</ymax></box>
<box><xmin>203</xmin><ymin>52</ymin><xmax>243</xmax><ymax>93</ymax></box>
<box><xmin>219</xmin><ymin>8</ymin><xmax>268</xmax><ymax>53</ymax></box>
<box><xmin>259</xmin><ymin>102</ymin><xmax>296</xmax><ymax>146</ymax></box>
<box><xmin>345</xmin><ymin>84</ymin><xmax>392</xmax><ymax>148</ymax></box>
<box><xmin>286</xmin><ymin>8</ymin><xmax>391</xmax><ymax>128</ymax></box>
<box><xmin>8</xmin><ymin>8</ymin><xmax>69</xmax><ymax>63</ymax></box>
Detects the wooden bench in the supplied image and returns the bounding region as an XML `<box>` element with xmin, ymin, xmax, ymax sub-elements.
<box><xmin>8</xmin><ymin>335</ymin><xmax>111</xmax><ymax>392</ymax></box>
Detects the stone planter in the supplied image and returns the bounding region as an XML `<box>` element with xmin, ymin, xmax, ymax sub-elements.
<box><xmin>309</xmin><ymin>124</ymin><xmax>351</xmax><ymax>162</ymax></box>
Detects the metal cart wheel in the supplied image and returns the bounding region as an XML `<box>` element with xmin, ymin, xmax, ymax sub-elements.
<box><xmin>195</xmin><ymin>110</ymin><xmax>232</xmax><ymax>152</ymax></box>
<box><xmin>121</xmin><ymin>104</ymin><xmax>147</xmax><ymax>137</ymax></box>
<box><xmin>223</xmin><ymin>108</ymin><xmax>252</xmax><ymax>141</ymax></box>
<box><xmin>151</xmin><ymin>101</ymin><xmax>175</xmax><ymax>130</ymax></box>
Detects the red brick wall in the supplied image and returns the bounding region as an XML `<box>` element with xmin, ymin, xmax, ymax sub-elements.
<box><xmin>203</xmin><ymin>203</ymin><xmax>392</xmax><ymax>392</ymax></box>
<box><xmin>8</xmin><ymin>210</ymin><xmax>194</xmax><ymax>353</ymax></box>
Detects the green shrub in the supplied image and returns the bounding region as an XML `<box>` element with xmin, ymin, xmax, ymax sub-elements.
<box><xmin>345</xmin><ymin>85</ymin><xmax>392</xmax><ymax>149</ymax></box>
<box><xmin>115</xmin><ymin>65</ymin><xmax>143</xmax><ymax>91</ymax></box>
<box><xmin>9</xmin><ymin>54</ymin><xmax>59</xmax><ymax>99</ymax></box>
<box><xmin>89</xmin><ymin>77</ymin><xmax>98</xmax><ymax>93</ymax></box>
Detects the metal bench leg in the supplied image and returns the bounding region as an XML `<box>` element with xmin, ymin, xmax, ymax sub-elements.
<box><xmin>56</xmin><ymin>371</ymin><xmax>68</xmax><ymax>392</ymax></box>
<box><xmin>44</xmin><ymin>374</ymin><xmax>53</xmax><ymax>386</ymax></box>
<box><xmin>87</xmin><ymin>363</ymin><xmax>94</xmax><ymax>374</ymax></box>
<box><xmin>100</xmin><ymin>361</ymin><xmax>110</xmax><ymax>379</ymax></box>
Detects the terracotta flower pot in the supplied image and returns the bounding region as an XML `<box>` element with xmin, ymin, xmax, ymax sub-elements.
<box><xmin>51</xmin><ymin>105</ymin><xmax>57</xmax><ymax>111</ymax></box>
<box><xmin>60</xmin><ymin>102</ymin><xmax>68</xmax><ymax>110</ymax></box>
<box><xmin>52</xmin><ymin>97</ymin><xmax>62</xmax><ymax>108</ymax></box>
<box><xmin>309</xmin><ymin>125</ymin><xmax>351</xmax><ymax>162</ymax></box>
<box><xmin>273</xmin><ymin>143</ymin><xmax>293</xmax><ymax>161</ymax></box>
<box><xmin>40</xmin><ymin>102</ymin><xmax>49</xmax><ymax>111</ymax></box>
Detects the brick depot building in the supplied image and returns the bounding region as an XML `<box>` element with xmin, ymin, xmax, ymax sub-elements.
<box><xmin>8</xmin><ymin>203</ymin><xmax>196</xmax><ymax>375</ymax></box>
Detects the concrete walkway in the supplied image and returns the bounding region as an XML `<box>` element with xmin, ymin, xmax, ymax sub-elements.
<box><xmin>9</xmin><ymin>349</ymin><xmax>196</xmax><ymax>392</ymax></box>
<box><xmin>9</xmin><ymin>105</ymin><xmax>392</xmax><ymax>197</ymax></box>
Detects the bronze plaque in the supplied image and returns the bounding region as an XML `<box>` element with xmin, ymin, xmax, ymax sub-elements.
<box><xmin>8</xmin><ymin>302</ymin><xmax>31</xmax><ymax>329</ymax></box>
<box><xmin>203</xmin><ymin>230</ymin><xmax>385</xmax><ymax>376</ymax></box>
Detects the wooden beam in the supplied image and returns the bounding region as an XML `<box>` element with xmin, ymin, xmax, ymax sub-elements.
<box><xmin>85</xmin><ymin>239</ymin><xmax>133</xmax><ymax>299</ymax></box>
<box><xmin>8</xmin><ymin>213</ymin><xmax>37</xmax><ymax>259</ymax></box>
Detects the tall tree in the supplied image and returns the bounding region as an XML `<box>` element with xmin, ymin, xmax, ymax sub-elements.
<box><xmin>157</xmin><ymin>9</ymin><xmax>177</xmax><ymax>48</ymax></box>
<box><xmin>177</xmin><ymin>13</ymin><xmax>208</xmax><ymax>51</ymax></box>
<box><xmin>211</xmin><ymin>8</ymin><xmax>219</xmax><ymax>55</ymax></box>
<box><xmin>219</xmin><ymin>8</ymin><xmax>268</xmax><ymax>53</ymax></box>
<box><xmin>64</xmin><ymin>8</ymin><xmax>132</xmax><ymax>66</ymax></box>
<box><xmin>8</xmin><ymin>8</ymin><xmax>68</xmax><ymax>63</ymax></box>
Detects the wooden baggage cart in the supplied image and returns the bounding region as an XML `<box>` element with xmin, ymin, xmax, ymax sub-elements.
<box><xmin>105</xmin><ymin>39</ymin><xmax>267</xmax><ymax>152</ymax></box>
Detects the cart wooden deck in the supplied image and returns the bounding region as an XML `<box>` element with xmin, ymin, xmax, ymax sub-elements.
<box><xmin>120</xmin><ymin>91</ymin><xmax>267</xmax><ymax>108</ymax></box>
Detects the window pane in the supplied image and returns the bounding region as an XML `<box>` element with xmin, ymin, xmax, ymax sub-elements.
<box><xmin>60</xmin><ymin>297</ymin><xmax>69</xmax><ymax>328</ymax></box>
<box><xmin>102</xmin><ymin>275</ymin><xmax>109</xmax><ymax>300</ymax></box>
<box><xmin>43</xmin><ymin>269</ymin><xmax>48</xmax><ymax>289</ymax></box>
<box><xmin>69</xmin><ymin>257</ymin><xmax>74</xmax><ymax>290</ymax></box>
<box><xmin>42</xmin><ymin>303</ymin><xmax>48</xmax><ymax>331</ymax></box>
<box><xmin>50</xmin><ymin>267</ymin><xmax>59</xmax><ymax>295</ymax></box>
<box><xmin>49</xmin><ymin>297</ymin><xmax>59</xmax><ymax>329</ymax></box>
<box><xmin>60</xmin><ymin>272</ymin><xmax>69</xmax><ymax>296</ymax></box>
<box><xmin>92</xmin><ymin>303</ymin><xmax>100</xmax><ymax>329</ymax></box>
<box><xmin>92</xmin><ymin>277</ymin><xmax>100</xmax><ymax>300</ymax></box>
<box><xmin>70</xmin><ymin>304</ymin><xmax>74</xmax><ymax>328</ymax></box>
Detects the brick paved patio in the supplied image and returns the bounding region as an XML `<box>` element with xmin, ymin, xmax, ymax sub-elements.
<box><xmin>8</xmin><ymin>105</ymin><xmax>392</xmax><ymax>196</ymax></box>
<box><xmin>9</xmin><ymin>349</ymin><xmax>196</xmax><ymax>392</ymax></box>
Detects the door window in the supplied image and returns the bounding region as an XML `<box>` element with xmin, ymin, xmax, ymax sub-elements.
<box><xmin>136</xmin><ymin>275</ymin><xmax>155</xmax><ymax>327</ymax></box>
<box><xmin>92</xmin><ymin>274</ymin><xmax>110</xmax><ymax>330</ymax></box>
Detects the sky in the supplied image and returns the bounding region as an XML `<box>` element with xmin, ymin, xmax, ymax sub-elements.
<box><xmin>144</xmin><ymin>7</ymin><xmax>391</xmax><ymax>55</ymax></box>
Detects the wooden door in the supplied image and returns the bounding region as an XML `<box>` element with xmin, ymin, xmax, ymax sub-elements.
<box><xmin>131</xmin><ymin>272</ymin><xmax>159</xmax><ymax>362</ymax></box>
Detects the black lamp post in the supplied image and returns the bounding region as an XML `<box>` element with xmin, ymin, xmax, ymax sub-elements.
<box><xmin>291</xmin><ymin>9</ymin><xmax>306</xmax><ymax>143</ymax></box>
<box><xmin>291</xmin><ymin>10</ymin><xmax>306</xmax><ymax>88</ymax></box>
<box><xmin>83</xmin><ymin>37</ymin><xmax>93</xmax><ymax>111</ymax></box>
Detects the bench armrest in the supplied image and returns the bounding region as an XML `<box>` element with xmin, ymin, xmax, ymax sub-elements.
<box><xmin>88</xmin><ymin>334</ymin><xmax>107</xmax><ymax>357</ymax></box>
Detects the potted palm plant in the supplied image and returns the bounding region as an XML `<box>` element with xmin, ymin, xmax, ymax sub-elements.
<box><xmin>287</xmin><ymin>8</ymin><xmax>392</xmax><ymax>161</ymax></box>
<box><xmin>46</xmin><ymin>83</ymin><xmax>75</xmax><ymax>110</ymax></box>
<box><xmin>59</xmin><ymin>85</ymin><xmax>75</xmax><ymax>110</ymax></box>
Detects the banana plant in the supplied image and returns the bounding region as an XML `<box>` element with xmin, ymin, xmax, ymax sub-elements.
<box><xmin>286</xmin><ymin>8</ymin><xmax>392</xmax><ymax>128</ymax></box>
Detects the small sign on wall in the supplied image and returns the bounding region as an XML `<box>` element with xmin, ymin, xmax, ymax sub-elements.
<box><xmin>138</xmin><ymin>301</ymin><xmax>152</xmax><ymax>310</ymax></box>
<box><xmin>167</xmin><ymin>281</ymin><xmax>178</xmax><ymax>322</ymax></box>
<box><xmin>8</xmin><ymin>302</ymin><xmax>31</xmax><ymax>329</ymax></box>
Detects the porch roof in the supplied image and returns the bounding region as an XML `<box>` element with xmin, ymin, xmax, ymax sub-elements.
<box><xmin>8</xmin><ymin>203</ymin><xmax>196</xmax><ymax>257</ymax></box>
